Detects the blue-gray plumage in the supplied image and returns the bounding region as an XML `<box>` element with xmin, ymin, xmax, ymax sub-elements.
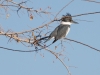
<box><xmin>46</xmin><ymin>25</ymin><xmax>70</xmax><ymax>43</ymax></box>
<box><xmin>44</xmin><ymin>13</ymin><xmax>78</xmax><ymax>43</ymax></box>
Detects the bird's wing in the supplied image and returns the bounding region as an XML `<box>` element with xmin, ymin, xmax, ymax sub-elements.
<box><xmin>44</xmin><ymin>25</ymin><xmax>60</xmax><ymax>43</ymax></box>
<box><xmin>56</xmin><ymin>25</ymin><xmax>70</xmax><ymax>40</ymax></box>
<box><xmin>52</xmin><ymin>25</ymin><xmax>70</xmax><ymax>43</ymax></box>
<box><xmin>49</xmin><ymin>25</ymin><xmax>60</xmax><ymax>38</ymax></box>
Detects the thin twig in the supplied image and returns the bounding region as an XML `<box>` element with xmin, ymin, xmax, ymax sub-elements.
<box><xmin>83</xmin><ymin>0</ymin><xmax>100</xmax><ymax>4</ymax></box>
<box><xmin>44</xmin><ymin>48</ymin><xmax>71</xmax><ymax>75</ymax></box>
<box><xmin>3</xmin><ymin>20</ymin><xmax>55</xmax><ymax>35</ymax></box>
<box><xmin>0</xmin><ymin>46</ymin><xmax>38</xmax><ymax>52</ymax></box>
<box><xmin>0</xmin><ymin>0</ymin><xmax>51</xmax><ymax>15</ymax></box>
<box><xmin>65</xmin><ymin>38</ymin><xmax>100</xmax><ymax>52</ymax></box>
<box><xmin>72</xmin><ymin>11</ymin><xmax>100</xmax><ymax>17</ymax></box>
<box><xmin>54</xmin><ymin>0</ymin><xmax>74</xmax><ymax>19</ymax></box>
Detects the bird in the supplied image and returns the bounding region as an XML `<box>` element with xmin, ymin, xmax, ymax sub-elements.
<box><xmin>42</xmin><ymin>13</ymin><xmax>78</xmax><ymax>44</ymax></box>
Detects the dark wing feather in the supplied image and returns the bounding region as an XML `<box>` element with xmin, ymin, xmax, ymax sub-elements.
<box><xmin>44</xmin><ymin>25</ymin><xmax>60</xmax><ymax>43</ymax></box>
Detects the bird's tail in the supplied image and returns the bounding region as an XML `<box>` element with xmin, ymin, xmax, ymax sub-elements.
<box><xmin>44</xmin><ymin>37</ymin><xmax>50</xmax><ymax>43</ymax></box>
<box><xmin>38</xmin><ymin>36</ymin><xmax>52</xmax><ymax>43</ymax></box>
<box><xmin>38</xmin><ymin>36</ymin><xmax>49</xmax><ymax>41</ymax></box>
<box><xmin>38</xmin><ymin>36</ymin><xmax>51</xmax><ymax>43</ymax></box>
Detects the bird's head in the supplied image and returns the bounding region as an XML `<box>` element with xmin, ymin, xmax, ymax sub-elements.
<box><xmin>61</xmin><ymin>13</ymin><xmax>78</xmax><ymax>25</ymax></box>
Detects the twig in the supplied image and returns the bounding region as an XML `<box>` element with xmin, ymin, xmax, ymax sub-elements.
<box><xmin>43</xmin><ymin>48</ymin><xmax>71</xmax><ymax>75</ymax></box>
<box><xmin>0</xmin><ymin>46</ymin><xmax>38</xmax><ymax>52</ymax></box>
<box><xmin>83</xmin><ymin>0</ymin><xmax>100</xmax><ymax>4</ymax></box>
<box><xmin>54</xmin><ymin>0</ymin><xmax>74</xmax><ymax>19</ymax></box>
<box><xmin>0</xmin><ymin>0</ymin><xmax>51</xmax><ymax>15</ymax></box>
<box><xmin>65</xmin><ymin>38</ymin><xmax>100</xmax><ymax>52</ymax></box>
<box><xmin>72</xmin><ymin>11</ymin><xmax>100</xmax><ymax>17</ymax></box>
<box><xmin>3</xmin><ymin>20</ymin><xmax>55</xmax><ymax>35</ymax></box>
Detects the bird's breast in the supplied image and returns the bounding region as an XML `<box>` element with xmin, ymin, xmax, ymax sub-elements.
<box><xmin>66</xmin><ymin>27</ymin><xmax>70</xmax><ymax>36</ymax></box>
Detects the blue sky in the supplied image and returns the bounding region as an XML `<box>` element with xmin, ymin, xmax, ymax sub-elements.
<box><xmin>0</xmin><ymin>0</ymin><xmax>100</xmax><ymax>75</ymax></box>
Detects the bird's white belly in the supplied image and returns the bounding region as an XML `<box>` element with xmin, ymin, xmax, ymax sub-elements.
<box><xmin>66</xmin><ymin>27</ymin><xmax>70</xmax><ymax>36</ymax></box>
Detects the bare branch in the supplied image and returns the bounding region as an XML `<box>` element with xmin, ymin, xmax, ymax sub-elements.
<box><xmin>72</xmin><ymin>11</ymin><xmax>100</xmax><ymax>17</ymax></box>
<box><xmin>64</xmin><ymin>38</ymin><xmax>100</xmax><ymax>52</ymax></box>
<box><xmin>0</xmin><ymin>46</ymin><xmax>38</xmax><ymax>52</ymax></box>
<box><xmin>54</xmin><ymin>0</ymin><xmax>74</xmax><ymax>19</ymax></box>
<box><xmin>49</xmin><ymin>51</ymin><xmax>71</xmax><ymax>75</ymax></box>
<box><xmin>42</xmin><ymin>47</ymin><xmax>71</xmax><ymax>75</ymax></box>
<box><xmin>83</xmin><ymin>0</ymin><xmax>100</xmax><ymax>4</ymax></box>
<box><xmin>0</xmin><ymin>0</ymin><xmax>51</xmax><ymax>16</ymax></box>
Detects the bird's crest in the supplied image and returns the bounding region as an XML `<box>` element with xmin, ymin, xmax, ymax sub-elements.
<box><xmin>61</xmin><ymin>13</ymin><xmax>72</xmax><ymax>21</ymax></box>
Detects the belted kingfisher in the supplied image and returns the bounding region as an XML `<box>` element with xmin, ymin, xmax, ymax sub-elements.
<box><xmin>43</xmin><ymin>13</ymin><xmax>78</xmax><ymax>43</ymax></box>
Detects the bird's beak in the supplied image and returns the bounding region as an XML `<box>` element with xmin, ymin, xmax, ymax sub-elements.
<box><xmin>72</xmin><ymin>20</ymin><xmax>78</xmax><ymax>24</ymax></box>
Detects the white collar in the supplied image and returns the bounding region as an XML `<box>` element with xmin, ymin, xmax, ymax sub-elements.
<box><xmin>60</xmin><ymin>21</ymin><xmax>72</xmax><ymax>25</ymax></box>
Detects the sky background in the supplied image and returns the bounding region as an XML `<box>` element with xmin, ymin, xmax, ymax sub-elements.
<box><xmin>0</xmin><ymin>0</ymin><xmax>100</xmax><ymax>75</ymax></box>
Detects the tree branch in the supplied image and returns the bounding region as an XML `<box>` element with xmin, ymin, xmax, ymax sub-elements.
<box><xmin>54</xmin><ymin>0</ymin><xmax>74</xmax><ymax>19</ymax></box>
<box><xmin>83</xmin><ymin>0</ymin><xmax>100</xmax><ymax>4</ymax></box>
<box><xmin>72</xmin><ymin>11</ymin><xmax>100</xmax><ymax>17</ymax></box>
<box><xmin>65</xmin><ymin>38</ymin><xmax>100</xmax><ymax>52</ymax></box>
